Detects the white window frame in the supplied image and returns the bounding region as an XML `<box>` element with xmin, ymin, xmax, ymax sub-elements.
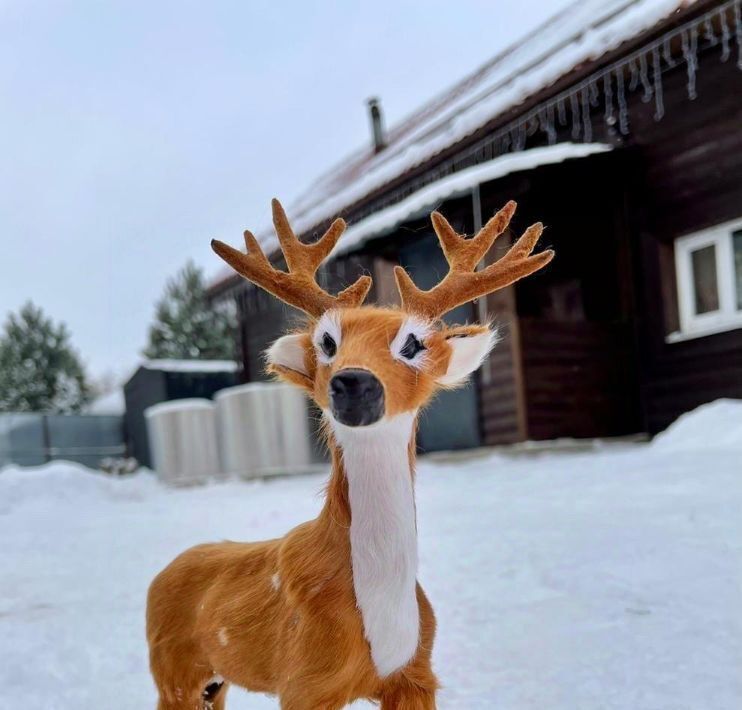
<box><xmin>669</xmin><ymin>217</ymin><xmax>742</xmax><ymax>343</ymax></box>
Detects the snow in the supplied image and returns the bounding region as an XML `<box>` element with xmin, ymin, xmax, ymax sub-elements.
<box><xmin>1</xmin><ymin>399</ymin><xmax>741</xmax><ymax>710</ymax></box>
<box><xmin>140</xmin><ymin>358</ymin><xmax>239</xmax><ymax>373</ymax></box>
<box><xmin>651</xmin><ymin>398</ymin><xmax>742</xmax><ymax>453</ymax></box>
<box><xmin>144</xmin><ymin>397</ymin><xmax>215</xmax><ymax>417</ymax></box>
<box><xmin>246</xmin><ymin>0</ymin><xmax>697</xmax><ymax>253</ymax></box>
<box><xmin>333</xmin><ymin>143</ymin><xmax>612</xmax><ymax>256</ymax></box>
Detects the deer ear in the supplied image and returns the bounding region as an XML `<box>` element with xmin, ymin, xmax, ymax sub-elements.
<box><xmin>437</xmin><ymin>325</ymin><xmax>498</xmax><ymax>386</ymax></box>
<box><xmin>266</xmin><ymin>333</ymin><xmax>314</xmax><ymax>391</ymax></box>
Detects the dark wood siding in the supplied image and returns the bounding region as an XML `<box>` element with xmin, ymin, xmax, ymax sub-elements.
<box><xmin>477</xmin><ymin>153</ymin><xmax>643</xmax><ymax>442</ymax></box>
<box><xmin>627</xmin><ymin>41</ymin><xmax>742</xmax><ymax>432</ymax></box>
<box><xmin>520</xmin><ymin>319</ymin><xmax>639</xmax><ymax>439</ymax></box>
<box><xmin>479</xmin><ymin>313</ymin><xmax>524</xmax><ymax>445</ymax></box>
<box><xmin>236</xmin><ymin>287</ymin><xmax>297</xmax><ymax>383</ymax></box>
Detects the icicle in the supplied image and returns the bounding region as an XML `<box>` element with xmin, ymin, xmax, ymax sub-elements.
<box><xmin>501</xmin><ymin>133</ymin><xmax>511</xmax><ymax>155</ymax></box>
<box><xmin>603</xmin><ymin>73</ymin><xmax>616</xmax><ymax>127</ymax></box>
<box><xmin>652</xmin><ymin>46</ymin><xmax>665</xmax><ymax>121</ymax></box>
<box><xmin>628</xmin><ymin>58</ymin><xmax>640</xmax><ymax>91</ymax></box>
<box><xmin>616</xmin><ymin>68</ymin><xmax>629</xmax><ymax>135</ymax></box>
<box><xmin>681</xmin><ymin>29</ymin><xmax>698</xmax><ymax>100</ymax></box>
<box><xmin>557</xmin><ymin>97</ymin><xmax>568</xmax><ymax>125</ymax></box>
<box><xmin>510</xmin><ymin>126</ymin><xmax>520</xmax><ymax>152</ymax></box>
<box><xmin>721</xmin><ymin>7</ymin><xmax>732</xmax><ymax>61</ymax></box>
<box><xmin>662</xmin><ymin>37</ymin><xmax>676</xmax><ymax>67</ymax></box>
<box><xmin>588</xmin><ymin>80</ymin><xmax>600</xmax><ymax>107</ymax></box>
<box><xmin>546</xmin><ymin>104</ymin><xmax>557</xmax><ymax>145</ymax></box>
<box><xmin>570</xmin><ymin>92</ymin><xmax>581</xmax><ymax>139</ymax></box>
<box><xmin>581</xmin><ymin>86</ymin><xmax>592</xmax><ymax>142</ymax></box>
<box><xmin>537</xmin><ymin>109</ymin><xmax>551</xmax><ymax>144</ymax></box>
<box><xmin>703</xmin><ymin>17</ymin><xmax>718</xmax><ymax>45</ymax></box>
<box><xmin>735</xmin><ymin>0</ymin><xmax>742</xmax><ymax>70</ymax></box>
<box><xmin>518</xmin><ymin>123</ymin><xmax>527</xmax><ymax>151</ymax></box>
<box><xmin>639</xmin><ymin>51</ymin><xmax>653</xmax><ymax>102</ymax></box>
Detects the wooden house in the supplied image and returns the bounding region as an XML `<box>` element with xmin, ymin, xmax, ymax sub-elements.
<box><xmin>209</xmin><ymin>0</ymin><xmax>742</xmax><ymax>451</ymax></box>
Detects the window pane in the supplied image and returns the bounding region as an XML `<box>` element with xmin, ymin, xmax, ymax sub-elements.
<box><xmin>734</xmin><ymin>230</ymin><xmax>742</xmax><ymax>310</ymax></box>
<box><xmin>690</xmin><ymin>244</ymin><xmax>719</xmax><ymax>314</ymax></box>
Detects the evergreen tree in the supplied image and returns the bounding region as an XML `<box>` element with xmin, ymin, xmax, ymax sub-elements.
<box><xmin>143</xmin><ymin>260</ymin><xmax>236</xmax><ymax>361</ymax></box>
<box><xmin>0</xmin><ymin>302</ymin><xmax>91</xmax><ymax>413</ymax></box>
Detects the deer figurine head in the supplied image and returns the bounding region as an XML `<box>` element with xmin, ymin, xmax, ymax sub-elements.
<box><xmin>212</xmin><ymin>198</ymin><xmax>553</xmax><ymax>431</ymax></box>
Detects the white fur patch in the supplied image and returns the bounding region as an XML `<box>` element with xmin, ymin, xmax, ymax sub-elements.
<box><xmin>389</xmin><ymin>316</ymin><xmax>432</xmax><ymax>370</ymax></box>
<box><xmin>271</xmin><ymin>572</ymin><xmax>281</xmax><ymax>591</ymax></box>
<box><xmin>312</xmin><ymin>310</ymin><xmax>342</xmax><ymax>365</ymax></box>
<box><xmin>217</xmin><ymin>628</ymin><xmax>228</xmax><ymax>647</ymax></box>
<box><xmin>329</xmin><ymin>412</ymin><xmax>419</xmax><ymax>677</ymax></box>
<box><xmin>438</xmin><ymin>328</ymin><xmax>499</xmax><ymax>385</ymax></box>
<box><xmin>266</xmin><ymin>333</ymin><xmax>308</xmax><ymax>374</ymax></box>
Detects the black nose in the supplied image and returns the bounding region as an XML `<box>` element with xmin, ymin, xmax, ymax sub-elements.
<box><xmin>329</xmin><ymin>368</ymin><xmax>385</xmax><ymax>427</ymax></box>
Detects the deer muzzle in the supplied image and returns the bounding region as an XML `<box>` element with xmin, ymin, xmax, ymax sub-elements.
<box><xmin>329</xmin><ymin>368</ymin><xmax>385</xmax><ymax>427</ymax></box>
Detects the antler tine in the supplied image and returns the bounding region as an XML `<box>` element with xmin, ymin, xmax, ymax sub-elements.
<box><xmin>431</xmin><ymin>200</ymin><xmax>516</xmax><ymax>271</ymax></box>
<box><xmin>211</xmin><ymin>198</ymin><xmax>372</xmax><ymax>318</ymax></box>
<box><xmin>271</xmin><ymin>198</ymin><xmax>345</xmax><ymax>274</ymax></box>
<box><xmin>394</xmin><ymin>201</ymin><xmax>553</xmax><ymax>320</ymax></box>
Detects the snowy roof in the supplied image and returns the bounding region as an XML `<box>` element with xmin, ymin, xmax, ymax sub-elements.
<box><xmin>333</xmin><ymin>143</ymin><xmax>612</xmax><ymax>257</ymax></box>
<box><xmin>212</xmin><ymin>0</ymin><xmax>698</xmax><ymax>287</ymax></box>
<box><xmin>139</xmin><ymin>359</ymin><xmax>239</xmax><ymax>374</ymax></box>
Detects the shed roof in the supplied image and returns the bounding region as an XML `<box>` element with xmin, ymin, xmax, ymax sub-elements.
<box><xmin>138</xmin><ymin>359</ymin><xmax>239</xmax><ymax>374</ymax></box>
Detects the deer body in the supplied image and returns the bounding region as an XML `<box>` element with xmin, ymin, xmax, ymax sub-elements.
<box><xmin>147</xmin><ymin>200</ymin><xmax>553</xmax><ymax>709</ymax></box>
<box><xmin>147</xmin><ymin>406</ymin><xmax>436</xmax><ymax>709</ymax></box>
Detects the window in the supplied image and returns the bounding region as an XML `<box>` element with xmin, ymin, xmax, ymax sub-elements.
<box><xmin>672</xmin><ymin>218</ymin><xmax>742</xmax><ymax>341</ymax></box>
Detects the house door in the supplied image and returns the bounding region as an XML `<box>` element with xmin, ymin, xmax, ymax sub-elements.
<box><xmin>398</xmin><ymin>235</ymin><xmax>481</xmax><ymax>452</ymax></box>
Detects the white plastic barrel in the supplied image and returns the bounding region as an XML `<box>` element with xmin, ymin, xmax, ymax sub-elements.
<box><xmin>145</xmin><ymin>398</ymin><xmax>220</xmax><ymax>485</ymax></box>
<box><xmin>215</xmin><ymin>382</ymin><xmax>312</xmax><ymax>478</ymax></box>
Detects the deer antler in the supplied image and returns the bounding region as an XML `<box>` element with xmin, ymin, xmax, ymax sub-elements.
<box><xmin>211</xmin><ymin>199</ymin><xmax>372</xmax><ymax>317</ymax></box>
<box><xmin>394</xmin><ymin>201</ymin><xmax>554</xmax><ymax>320</ymax></box>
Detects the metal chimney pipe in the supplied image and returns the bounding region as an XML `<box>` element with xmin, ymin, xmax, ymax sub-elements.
<box><xmin>366</xmin><ymin>97</ymin><xmax>386</xmax><ymax>153</ymax></box>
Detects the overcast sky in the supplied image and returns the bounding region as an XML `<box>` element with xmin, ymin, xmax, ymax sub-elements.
<box><xmin>0</xmin><ymin>0</ymin><xmax>573</xmax><ymax>381</ymax></box>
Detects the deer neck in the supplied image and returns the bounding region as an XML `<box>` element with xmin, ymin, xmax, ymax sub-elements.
<box><xmin>325</xmin><ymin>411</ymin><xmax>420</xmax><ymax>678</ymax></box>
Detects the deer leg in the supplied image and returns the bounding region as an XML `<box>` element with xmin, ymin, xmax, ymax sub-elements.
<box><xmin>380</xmin><ymin>682</ymin><xmax>437</xmax><ymax>710</ymax></box>
<box><xmin>202</xmin><ymin>679</ymin><xmax>227</xmax><ymax>709</ymax></box>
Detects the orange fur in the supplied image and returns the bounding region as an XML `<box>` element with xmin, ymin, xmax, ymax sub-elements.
<box><xmin>147</xmin><ymin>199</ymin><xmax>552</xmax><ymax>709</ymax></box>
<box><xmin>147</xmin><ymin>436</ymin><xmax>438</xmax><ymax>709</ymax></box>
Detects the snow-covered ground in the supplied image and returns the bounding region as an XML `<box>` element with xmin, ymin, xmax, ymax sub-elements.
<box><xmin>1</xmin><ymin>401</ymin><xmax>741</xmax><ymax>710</ymax></box>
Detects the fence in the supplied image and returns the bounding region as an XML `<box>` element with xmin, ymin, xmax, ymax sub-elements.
<box><xmin>0</xmin><ymin>413</ymin><xmax>126</xmax><ymax>469</ymax></box>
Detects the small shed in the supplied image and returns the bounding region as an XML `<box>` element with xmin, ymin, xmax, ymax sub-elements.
<box><xmin>123</xmin><ymin>359</ymin><xmax>238</xmax><ymax>468</ymax></box>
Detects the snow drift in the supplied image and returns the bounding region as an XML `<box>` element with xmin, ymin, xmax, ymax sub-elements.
<box><xmin>651</xmin><ymin>398</ymin><xmax>742</xmax><ymax>453</ymax></box>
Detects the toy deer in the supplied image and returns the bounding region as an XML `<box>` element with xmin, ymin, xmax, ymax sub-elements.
<box><xmin>146</xmin><ymin>199</ymin><xmax>553</xmax><ymax>709</ymax></box>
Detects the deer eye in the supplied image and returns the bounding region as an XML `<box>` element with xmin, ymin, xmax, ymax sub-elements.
<box><xmin>320</xmin><ymin>332</ymin><xmax>337</xmax><ymax>358</ymax></box>
<box><xmin>399</xmin><ymin>333</ymin><xmax>425</xmax><ymax>360</ymax></box>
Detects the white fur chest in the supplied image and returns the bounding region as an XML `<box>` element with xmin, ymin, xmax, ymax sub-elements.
<box><xmin>330</xmin><ymin>413</ymin><xmax>420</xmax><ymax>678</ymax></box>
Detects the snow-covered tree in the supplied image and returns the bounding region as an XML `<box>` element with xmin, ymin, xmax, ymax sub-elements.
<box><xmin>0</xmin><ymin>302</ymin><xmax>91</xmax><ymax>413</ymax></box>
<box><xmin>143</xmin><ymin>261</ymin><xmax>236</xmax><ymax>361</ymax></box>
